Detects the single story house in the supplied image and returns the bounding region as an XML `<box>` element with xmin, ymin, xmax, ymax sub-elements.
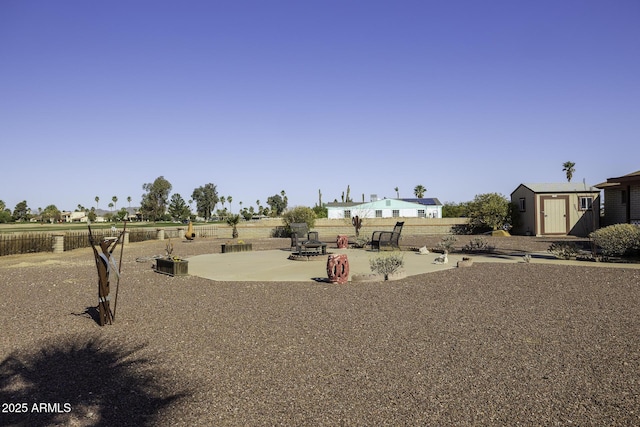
<box><xmin>400</xmin><ymin>198</ymin><xmax>443</xmax><ymax>218</ymax></box>
<box><xmin>595</xmin><ymin>169</ymin><xmax>640</xmax><ymax>226</ymax></box>
<box><xmin>326</xmin><ymin>198</ymin><xmax>442</xmax><ymax>219</ymax></box>
<box><xmin>510</xmin><ymin>183</ymin><xmax>600</xmax><ymax>237</ymax></box>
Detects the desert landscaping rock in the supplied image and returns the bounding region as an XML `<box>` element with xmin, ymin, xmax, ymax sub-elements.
<box><xmin>1</xmin><ymin>236</ymin><xmax>639</xmax><ymax>426</ymax></box>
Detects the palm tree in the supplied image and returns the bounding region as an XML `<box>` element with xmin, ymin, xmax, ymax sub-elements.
<box><xmin>227</xmin><ymin>195</ymin><xmax>233</xmax><ymax>213</ymax></box>
<box><xmin>112</xmin><ymin>196</ymin><xmax>118</xmax><ymax>211</ymax></box>
<box><xmin>414</xmin><ymin>185</ymin><xmax>427</xmax><ymax>198</ymax></box>
<box><xmin>562</xmin><ymin>161</ymin><xmax>576</xmax><ymax>182</ymax></box>
<box><xmin>226</xmin><ymin>214</ymin><xmax>241</xmax><ymax>238</ymax></box>
<box><xmin>394</xmin><ymin>187</ymin><xmax>399</xmax><ymax>198</ymax></box>
<box><xmin>95</xmin><ymin>196</ymin><xmax>99</xmax><ymax>210</ymax></box>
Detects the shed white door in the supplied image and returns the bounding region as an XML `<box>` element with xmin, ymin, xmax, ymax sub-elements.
<box><xmin>542</xmin><ymin>197</ymin><xmax>568</xmax><ymax>234</ymax></box>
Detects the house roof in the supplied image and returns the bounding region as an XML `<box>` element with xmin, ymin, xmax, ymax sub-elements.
<box><xmin>595</xmin><ymin>169</ymin><xmax>640</xmax><ymax>188</ymax></box>
<box><xmin>513</xmin><ymin>183</ymin><xmax>600</xmax><ymax>194</ymax></box>
<box><xmin>327</xmin><ymin>198</ymin><xmax>433</xmax><ymax>210</ymax></box>
<box><xmin>325</xmin><ymin>202</ymin><xmax>362</xmax><ymax>207</ymax></box>
<box><xmin>400</xmin><ymin>198</ymin><xmax>442</xmax><ymax>206</ymax></box>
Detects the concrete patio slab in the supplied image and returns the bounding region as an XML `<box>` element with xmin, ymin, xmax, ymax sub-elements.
<box><xmin>186</xmin><ymin>248</ymin><xmax>540</xmax><ymax>282</ymax></box>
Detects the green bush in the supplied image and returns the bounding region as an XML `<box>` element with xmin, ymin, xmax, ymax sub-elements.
<box><xmin>312</xmin><ymin>205</ymin><xmax>328</xmax><ymax>218</ymax></box>
<box><xmin>282</xmin><ymin>206</ymin><xmax>317</xmax><ymax>234</ymax></box>
<box><xmin>369</xmin><ymin>253</ymin><xmax>405</xmax><ymax>280</ymax></box>
<box><xmin>466</xmin><ymin>193</ymin><xmax>511</xmax><ymax>233</ymax></box>
<box><xmin>590</xmin><ymin>224</ymin><xmax>640</xmax><ymax>257</ymax></box>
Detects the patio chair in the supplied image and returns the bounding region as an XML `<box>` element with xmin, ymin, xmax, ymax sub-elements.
<box><xmin>370</xmin><ymin>221</ymin><xmax>404</xmax><ymax>251</ymax></box>
<box><xmin>290</xmin><ymin>223</ymin><xmax>327</xmax><ymax>255</ymax></box>
<box><xmin>290</xmin><ymin>223</ymin><xmax>309</xmax><ymax>251</ymax></box>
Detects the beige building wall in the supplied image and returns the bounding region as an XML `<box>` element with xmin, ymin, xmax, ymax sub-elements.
<box><xmin>188</xmin><ymin>217</ymin><xmax>468</xmax><ymax>240</ymax></box>
<box><xmin>511</xmin><ymin>186</ymin><xmax>536</xmax><ymax>235</ymax></box>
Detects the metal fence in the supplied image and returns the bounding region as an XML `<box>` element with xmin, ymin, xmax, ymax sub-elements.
<box><xmin>0</xmin><ymin>225</ymin><xmax>220</xmax><ymax>257</ymax></box>
<box><xmin>0</xmin><ymin>229</ymin><xmax>151</xmax><ymax>256</ymax></box>
<box><xmin>0</xmin><ymin>233</ymin><xmax>54</xmax><ymax>256</ymax></box>
<box><xmin>63</xmin><ymin>230</ymin><xmax>122</xmax><ymax>252</ymax></box>
<box><xmin>196</xmin><ymin>225</ymin><xmax>218</xmax><ymax>238</ymax></box>
<box><xmin>128</xmin><ymin>228</ymin><xmax>158</xmax><ymax>243</ymax></box>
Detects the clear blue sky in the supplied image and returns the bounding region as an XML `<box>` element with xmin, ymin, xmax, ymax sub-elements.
<box><xmin>1</xmin><ymin>0</ymin><xmax>638</xmax><ymax>213</ymax></box>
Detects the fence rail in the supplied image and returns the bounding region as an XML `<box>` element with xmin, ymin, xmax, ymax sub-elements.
<box><xmin>0</xmin><ymin>233</ymin><xmax>54</xmax><ymax>256</ymax></box>
<box><xmin>0</xmin><ymin>225</ymin><xmax>222</xmax><ymax>257</ymax></box>
<box><xmin>0</xmin><ymin>218</ymin><xmax>463</xmax><ymax>256</ymax></box>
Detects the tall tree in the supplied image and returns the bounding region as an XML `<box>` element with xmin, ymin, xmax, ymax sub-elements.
<box><xmin>562</xmin><ymin>161</ymin><xmax>576</xmax><ymax>182</ymax></box>
<box><xmin>394</xmin><ymin>187</ymin><xmax>399</xmax><ymax>198</ymax></box>
<box><xmin>112</xmin><ymin>196</ymin><xmax>118</xmax><ymax>211</ymax></box>
<box><xmin>0</xmin><ymin>200</ymin><xmax>11</xmax><ymax>223</ymax></box>
<box><xmin>141</xmin><ymin>176</ymin><xmax>172</xmax><ymax>221</ymax></box>
<box><xmin>227</xmin><ymin>195</ymin><xmax>233</xmax><ymax>213</ymax></box>
<box><xmin>42</xmin><ymin>204</ymin><xmax>61</xmax><ymax>223</ymax></box>
<box><xmin>168</xmin><ymin>193</ymin><xmax>190</xmax><ymax>221</ymax></box>
<box><xmin>191</xmin><ymin>183</ymin><xmax>218</xmax><ymax>221</ymax></box>
<box><xmin>95</xmin><ymin>196</ymin><xmax>99</xmax><ymax>210</ymax></box>
<box><xmin>467</xmin><ymin>193</ymin><xmax>510</xmax><ymax>231</ymax></box>
<box><xmin>414</xmin><ymin>185</ymin><xmax>427</xmax><ymax>198</ymax></box>
<box><xmin>12</xmin><ymin>200</ymin><xmax>29</xmax><ymax>222</ymax></box>
<box><xmin>88</xmin><ymin>207</ymin><xmax>97</xmax><ymax>222</ymax></box>
<box><xmin>267</xmin><ymin>193</ymin><xmax>287</xmax><ymax>216</ymax></box>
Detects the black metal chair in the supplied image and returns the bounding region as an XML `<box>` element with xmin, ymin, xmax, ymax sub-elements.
<box><xmin>370</xmin><ymin>221</ymin><xmax>404</xmax><ymax>251</ymax></box>
<box><xmin>290</xmin><ymin>223</ymin><xmax>309</xmax><ymax>251</ymax></box>
<box><xmin>290</xmin><ymin>223</ymin><xmax>326</xmax><ymax>255</ymax></box>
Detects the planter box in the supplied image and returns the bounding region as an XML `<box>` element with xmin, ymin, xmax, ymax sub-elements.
<box><xmin>155</xmin><ymin>258</ymin><xmax>189</xmax><ymax>276</ymax></box>
<box><xmin>221</xmin><ymin>243</ymin><xmax>252</xmax><ymax>253</ymax></box>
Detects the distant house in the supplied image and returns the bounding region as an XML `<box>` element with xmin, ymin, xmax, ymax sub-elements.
<box><xmin>595</xmin><ymin>169</ymin><xmax>640</xmax><ymax>226</ymax></box>
<box><xmin>61</xmin><ymin>211</ymin><xmax>88</xmax><ymax>223</ymax></box>
<box><xmin>510</xmin><ymin>183</ymin><xmax>600</xmax><ymax>237</ymax></box>
<box><xmin>400</xmin><ymin>198</ymin><xmax>443</xmax><ymax>218</ymax></box>
<box><xmin>326</xmin><ymin>198</ymin><xmax>442</xmax><ymax>220</ymax></box>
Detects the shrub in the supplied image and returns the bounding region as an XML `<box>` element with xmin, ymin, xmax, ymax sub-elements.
<box><xmin>369</xmin><ymin>253</ymin><xmax>405</xmax><ymax>280</ymax></box>
<box><xmin>462</xmin><ymin>237</ymin><xmax>495</xmax><ymax>253</ymax></box>
<box><xmin>590</xmin><ymin>224</ymin><xmax>640</xmax><ymax>258</ymax></box>
<box><xmin>312</xmin><ymin>205</ymin><xmax>328</xmax><ymax>218</ymax></box>
<box><xmin>548</xmin><ymin>242</ymin><xmax>579</xmax><ymax>260</ymax></box>
<box><xmin>282</xmin><ymin>206</ymin><xmax>317</xmax><ymax>234</ymax></box>
<box><xmin>466</xmin><ymin>193</ymin><xmax>511</xmax><ymax>233</ymax></box>
<box><xmin>436</xmin><ymin>235</ymin><xmax>458</xmax><ymax>253</ymax></box>
<box><xmin>226</xmin><ymin>214</ymin><xmax>241</xmax><ymax>238</ymax></box>
<box><xmin>352</xmin><ymin>236</ymin><xmax>369</xmax><ymax>248</ymax></box>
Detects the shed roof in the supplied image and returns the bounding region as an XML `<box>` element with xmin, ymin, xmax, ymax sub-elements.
<box><xmin>514</xmin><ymin>183</ymin><xmax>600</xmax><ymax>194</ymax></box>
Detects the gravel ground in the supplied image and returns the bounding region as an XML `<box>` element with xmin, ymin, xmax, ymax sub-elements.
<box><xmin>1</xmin><ymin>235</ymin><xmax>639</xmax><ymax>426</ymax></box>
